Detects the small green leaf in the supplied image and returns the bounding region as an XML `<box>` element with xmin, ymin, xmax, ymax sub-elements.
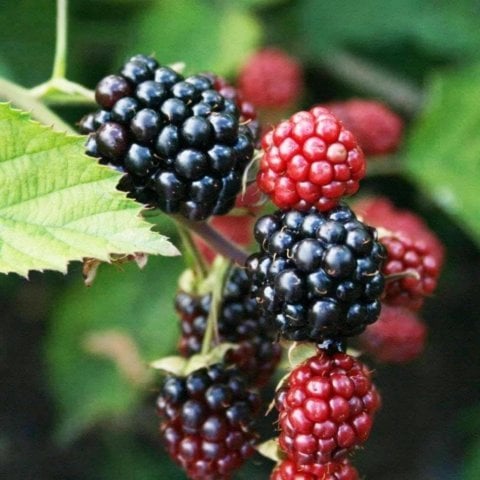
<box><xmin>0</xmin><ymin>103</ymin><xmax>179</xmax><ymax>277</ymax></box>
<box><xmin>256</xmin><ymin>438</ymin><xmax>282</xmax><ymax>462</ymax></box>
<box><xmin>287</xmin><ymin>341</ymin><xmax>318</xmax><ymax>369</ymax></box>
<box><xmin>129</xmin><ymin>0</ymin><xmax>261</xmax><ymax>76</ymax></box>
<box><xmin>404</xmin><ymin>65</ymin><xmax>480</xmax><ymax>247</ymax></box>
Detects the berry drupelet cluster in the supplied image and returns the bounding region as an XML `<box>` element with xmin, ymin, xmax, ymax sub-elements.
<box><xmin>273</xmin><ymin>349</ymin><xmax>379</xmax><ymax>475</ymax></box>
<box><xmin>354</xmin><ymin>197</ymin><xmax>444</xmax><ymax>362</ymax></box>
<box><xmin>257</xmin><ymin>108</ymin><xmax>366</xmax><ymax>212</ymax></box>
<box><xmin>246</xmin><ymin>204</ymin><xmax>386</xmax><ymax>344</ymax></box>
<box><xmin>156</xmin><ymin>363</ymin><xmax>260</xmax><ymax>480</ymax></box>
<box><xmin>79</xmin><ymin>54</ymin><xmax>255</xmax><ymax>221</ymax></box>
<box><xmin>175</xmin><ymin>266</ymin><xmax>282</xmax><ymax>388</ymax></box>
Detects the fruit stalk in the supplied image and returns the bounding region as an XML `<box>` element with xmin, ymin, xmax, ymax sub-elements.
<box><xmin>175</xmin><ymin>216</ymin><xmax>249</xmax><ymax>265</ymax></box>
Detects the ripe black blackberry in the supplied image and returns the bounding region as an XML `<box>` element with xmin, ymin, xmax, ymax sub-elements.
<box><xmin>175</xmin><ymin>267</ymin><xmax>282</xmax><ymax>388</ymax></box>
<box><xmin>78</xmin><ymin>54</ymin><xmax>255</xmax><ymax>221</ymax></box>
<box><xmin>245</xmin><ymin>204</ymin><xmax>386</xmax><ymax>344</ymax></box>
<box><xmin>156</xmin><ymin>363</ymin><xmax>260</xmax><ymax>480</ymax></box>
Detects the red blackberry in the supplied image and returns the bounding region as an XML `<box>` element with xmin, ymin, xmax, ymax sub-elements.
<box><xmin>79</xmin><ymin>54</ymin><xmax>255</xmax><ymax>221</ymax></box>
<box><xmin>156</xmin><ymin>363</ymin><xmax>260</xmax><ymax>479</ymax></box>
<box><xmin>245</xmin><ymin>204</ymin><xmax>386</xmax><ymax>344</ymax></box>
<box><xmin>322</xmin><ymin>99</ymin><xmax>404</xmax><ymax>156</ymax></box>
<box><xmin>257</xmin><ymin>108</ymin><xmax>365</xmax><ymax>211</ymax></box>
<box><xmin>359</xmin><ymin>305</ymin><xmax>427</xmax><ymax>363</ymax></box>
<box><xmin>271</xmin><ymin>458</ymin><xmax>359</xmax><ymax>480</ymax></box>
<box><xmin>238</xmin><ymin>48</ymin><xmax>303</xmax><ymax>109</ymax></box>
<box><xmin>275</xmin><ymin>349</ymin><xmax>381</xmax><ymax>465</ymax></box>
<box><xmin>381</xmin><ymin>231</ymin><xmax>441</xmax><ymax>310</ymax></box>
<box><xmin>175</xmin><ymin>266</ymin><xmax>282</xmax><ymax>388</ymax></box>
<box><xmin>354</xmin><ymin>196</ymin><xmax>444</xmax><ymax>266</ymax></box>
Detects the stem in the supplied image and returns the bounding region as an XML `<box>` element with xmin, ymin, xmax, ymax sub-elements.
<box><xmin>176</xmin><ymin>222</ymin><xmax>208</xmax><ymax>280</ymax></box>
<box><xmin>0</xmin><ymin>77</ymin><xmax>75</xmax><ymax>133</ymax></box>
<box><xmin>52</xmin><ymin>0</ymin><xmax>68</xmax><ymax>79</ymax></box>
<box><xmin>320</xmin><ymin>49</ymin><xmax>423</xmax><ymax>116</ymax></box>
<box><xmin>174</xmin><ymin>217</ymin><xmax>249</xmax><ymax>265</ymax></box>
<box><xmin>200</xmin><ymin>259</ymin><xmax>231</xmax><ymax>356</ymax></box>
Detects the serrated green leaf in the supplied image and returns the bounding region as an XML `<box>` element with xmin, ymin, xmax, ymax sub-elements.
<box><xmin>128</xmin><ymin>0</ymin><xmax>261</xmax><ymax>76</ymax></box>
<box><xmin>45</xmin><ymin>256</ymin><xmax>184</xmax><ymax>443</ymax></box>
<box><xmin>404</xmin><ymin>65</ymin><xmax>480</xmax><ymax>247</ymax></box>
<box><xmin>0</xmin><ymin>103</ymin><xmax>179</xmax><ymax>277</ymax></box>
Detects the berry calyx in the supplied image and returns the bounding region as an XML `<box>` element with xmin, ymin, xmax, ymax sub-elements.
<box><xmin>246</xmin><ymin>204</ymin><xmax>386</xmax><ymax>343</ymax></box>
<box><xmin>322</xmin><ymin>99</ymin><xmax>404</xmax><ymax>156</ymax></box>
<box><xmin>271</xmin><ymin>458</ymin><xmax>359</xmax><ymax>480</ymax></box>
<box><xmin>359</xmin><ymin>305</ymin><xmax>427</xmax><ymax>363</ymax></box>
<box><xmin>157</xmin><ymin>363</ymin><xmax>260</xmax><ymax>480</ymax></box>
<box><xmin>257</xmin><ymin>108</ymin><xmax>365</xmax><ymax>211</ymax></box>
<box><xmin>79</xmin><ymin>54</ymin><xmax>255</xmax><ymax>221</ymax></box>
<box><xmin>275</xmin><ymin>349</ymin><xmax>381</xmax><ymax>465</ymax></box>
<box><xmin>238</xmin><ymin>48</ymin><xmax>303</xmax><ymax>109</ymax></box>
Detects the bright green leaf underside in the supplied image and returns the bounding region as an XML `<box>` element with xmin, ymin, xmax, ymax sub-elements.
<box><xmin>0</xmin><ymin>103</ymin><xmax>179</xmax><ymax>277</ymax></box>
<box><xmin>404</xmin><ymin>65</ymin><xmax>480</xmax><ymax>247</ymax></box>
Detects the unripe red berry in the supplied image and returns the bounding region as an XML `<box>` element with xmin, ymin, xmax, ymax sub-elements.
<box><xmin>238</xmin><ymin>48</ymin><xmax>303</xmax><ymax>109</ymax></box>
<box><xmin>275</xmin><ymin>349</ymin><xmax>380</xmax><ymax>465</ymax></box>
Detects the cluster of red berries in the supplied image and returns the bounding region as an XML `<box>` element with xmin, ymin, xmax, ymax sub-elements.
<box><xmin>80</xmin><ymin>49</ymin><xmax>443</xmax><ymax>479</ymax></box>
<box><xmin>354</xmin><ymin>197</ymin><xmax>444</xmax><ymax>363</ymax></box>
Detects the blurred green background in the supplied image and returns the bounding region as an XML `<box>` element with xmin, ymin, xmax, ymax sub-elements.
<box><xmin>1</xmin><ymin>0</ymin><xmax>480</xmax><ymax>478</ymax></box>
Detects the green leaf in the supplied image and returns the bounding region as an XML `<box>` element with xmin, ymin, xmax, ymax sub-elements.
<box><xmin>129</xmin><ymin>0</ymin><xmax>261</xmax><ymax>76</ymax></box>
<box><xmin>0</xmin><ymin>103</ymin><xmax>179</xmax><ymax>277</ymax></box>
<box><xmin>404</xmin><ymin>65</ymin><xmax>480</xmax><ymax>247</ymax></box>
<box><xmin>45</xmin><ymin>255</ymin><xmax>184</xmax><ymax>443</ymax></box>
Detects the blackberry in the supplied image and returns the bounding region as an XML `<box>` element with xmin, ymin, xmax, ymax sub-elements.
<box><xmin>275</xmin><ymin>349</ymin><xmax>381</xmax><ymax>465</ymax></box>
<box><xmin>257</xmin><ymin>108</ymin><xmax>365</xmax><ymax>212</ymax></box>
<box><xmin>203</xmin><ymin>72</ymin><xmax>260</xmax><ymax>144</ymax></box>
<box><xmin>156</xmin><ymin>363</ymin><xmax>260</xmax><ymax>480</ymax></box>
<box><xmin>175</xmin><ymin>267</ymin><xmax>281</xmax><ymax>388</ymax></box>
<box><xmin>246</xmin><ymin>203</ymin><xmax>386</xmax><ymax>344</ymax></box>
<box><xmin>271</xmin><ymin>458</ymin><xmax>359</xmax><ymax>480</ymax></box>
<box><xmin>79</xmin><ymin>54</ymin><xmax>255</xmax><ymax>221</ymax></box>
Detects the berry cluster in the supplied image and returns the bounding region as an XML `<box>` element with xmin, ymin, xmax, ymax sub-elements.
<box><xmin>354</xmin><ymin>197</ymin><xmax>444</xmax><ymax>363</ymax></box>
<box><xmin>79</xmin><ymin>54</ymin><xmax>255</xmax><ymax>220</ymax></box>
<box><xmin>258</xmin><ymin>108</ymin><xmax>366</xmax><ymax>212</ymax></box>
<box><xmin>175</xmin><ymin>266</ymin><xmax>282</xmax><ymax>387</ymax></box>
<box><xmin>156</xmin><ymin>364</ymin><xmax>260</xmax><ymax>479</ymax></box>
<box><xmin>274</xmin><ymin>350</ymin><xmax>380</xmax><ymax>469</ymax></box>
<box><xmin>78</xmin><ymin>51</ymin><xmax>444</xmax><ymax>479</ymax></box>
<box><xmin>238</xmin><ymin>48</ymin><xmax>303</xmax><ymax>109</ymax></box>
<box><xmin>271</xmin><ymin>458</ymin><xmax>359</xmax><ymax>480</ymax></box>
<box><xmin>246</xmin><ymin>204</ymin><xmax>386</xmax><ymax>344</ymax></box>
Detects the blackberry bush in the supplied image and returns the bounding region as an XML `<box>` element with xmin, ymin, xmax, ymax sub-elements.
<box><xmin>79</xmin><ymin>54</ymin><xmax>256</xmax><ymax>221</ymax></box>
<box><xmin>246</xmin><ymin>204</ymin><xmax>387</xmax><ymax>344</ymax></box>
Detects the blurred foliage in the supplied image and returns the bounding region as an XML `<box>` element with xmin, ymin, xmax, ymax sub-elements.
<box><xmin>46</xmin><ymin>255</ymin><xmax>184</xmax><ymax>443</ymax></box>
<box><xmin>1</xmin><ymin>0</ymin><xmax>480</xmax><ymax>479</ymax></box>
<box><xmin>405</xmin><ymin>64</ymin><xmax>480</xmax><ymax>247</ymax></box>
